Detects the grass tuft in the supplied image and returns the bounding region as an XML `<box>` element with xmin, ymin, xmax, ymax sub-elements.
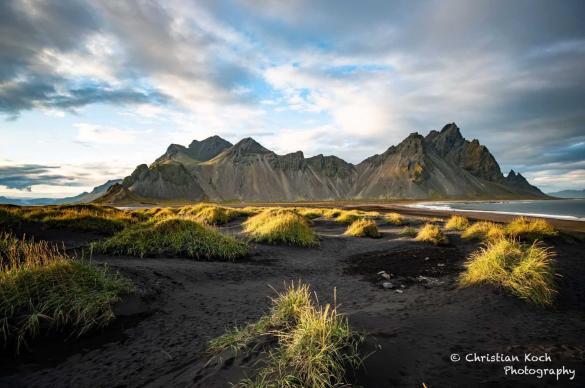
<box><xmin>461</xmin><ymin>221</ymin><xmax>505</xmax><ymax>241</ymax></box>
<box><xmin>398</xmin><ymin>226</ymin><xmax>418</xmax><ymax>237</ymax></box>
<box><xmin>415</xmin><ymin>223</ymin><xmax>447</xmax><ymax>245</ymax></box>
<box><xmin>95</xmin><ymin>218</ymin><xmax>248</xmax><ymax>260</ymax></box>
<box><xmin>344</xmin><ymin>219</ymin><xmax>380</xmax><ymax>238</ymax></box>
<box><xmin>384</xmin><ymin>212</ymin><xmax>404</xmax><ymax>225</ymax></box>
<box><xmin>244</xmin><ymin>209</ymin><xmax>318</xmax><ymax>247</ymax></box>
<box><xmin>459</xmin><ymin>238</ymin><xmax>556</xmax><ymax>305</ymax></box>
<box><xmin>335</xmin><ymin>210</ymin><xmax>363</xmax><ymax>225</ymax></box>
<box><xmin>0</xmin><ymin>233</ymin><xmax>132</xmax><ymax>352</ymax></box>
<box><xmin>445</xmin><ymin>215</ymin><xmax>470</xmax><ymax>231</ymax></box>
<box><xmin>209</xmin><ymin>282</ymin><xmax>362</xmax><ymax>388</ymax></box>
<box><xmin>506</xmin><ymin>217</ymin><xmax>558</xmax><ymax>240</ymax></box>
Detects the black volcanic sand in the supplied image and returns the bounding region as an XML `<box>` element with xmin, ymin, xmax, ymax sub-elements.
<box><xmin>1</xmin><ymin>218</ymin><xmax>585</xmax><ymax>387</ymax></box>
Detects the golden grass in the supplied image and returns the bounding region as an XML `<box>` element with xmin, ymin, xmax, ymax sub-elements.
<box><xmin>2</xmin><ymin>204</ymin><xmax>135</xmax><ymax>234</ymax></box>
<box><xmin>244</xmin><ymin>209</ymin><xmax>318</xmax><ymax>247</ymax></box>
<box><xmin>384</xmin><ymin>212</ymin><xmax>405</xmax><ymax>225</ymax></box>
<box><xmin>209</xmin><ymin>282</ymin><xmax>362</xmax><ymax>388</ymax></box>
<box><xmin>296</xmin><ymin>208</ymin><xmax>326</xmax><ymax>220</ymax></box>
<box><xmin>344</xmin><ymin>219</ymin><xmax>380</xmax><ymax>238</ymax></box>
<box><xmin>95</xmin><ymin>217</ymin><xmax>248</xmax><ymax>260</ymax></box>
<box><xmin>445</xmin><ymin>215</ymin><xmax>470</xmax><ymax>231</ymax></box>
<box><xmin>335</xmin><ymin>210</ymin><xmax>363</xmax><ymax>225</ymax></box>
<box><xmin>506</xmin><ymin>217</ymin><xmax>558</xmax><ymax>240</ymax></box>
<box><xmin>0</xmin><ymin>233</ymin><xmax>132</xmax><ymax>352</ymax></box>
<box><xmin>459</xmin><ymin>238</ymin><xmax>556</xmax><ymax>305</ymax></box>
<box><xmin>415</xmin><ymin>223</ymin><xmax>447</xmax><ymax>245</ymax></box>
<box><xmin>322</xmin><ymin>208</ymin><xmax>344</xmax><ymax>219</ymax></box>
<box><xmin>461</xmin><ymin>221</ymin><xmax>506</xmax><ymax>241</ymax></box>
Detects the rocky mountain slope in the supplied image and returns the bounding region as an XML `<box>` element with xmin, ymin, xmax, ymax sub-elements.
<box><xmin>99</xmin><ymin>123</ymin><xmax>545</xmax><ymax>203</ymax></box>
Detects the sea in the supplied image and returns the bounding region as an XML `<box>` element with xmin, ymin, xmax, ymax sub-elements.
<box><xmin>408</xmin><ymin>199</ymin><xmax>585</xmax><ymax>221</ymax></box>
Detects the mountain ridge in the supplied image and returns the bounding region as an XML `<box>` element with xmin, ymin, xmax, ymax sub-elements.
<box><xmin>99</xmin><ymin>123</ymin><xmax>546</xmax><ymax>204</ymax></box>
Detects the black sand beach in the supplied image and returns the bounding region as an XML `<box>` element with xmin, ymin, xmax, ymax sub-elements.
<box><xmin>1</xmin><ymin>214</ymin><xmax>584</xmax><ymax>387</ymax></box>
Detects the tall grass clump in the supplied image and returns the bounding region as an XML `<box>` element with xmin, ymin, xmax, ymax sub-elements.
<box><xmin>296</xmin><ymin>208</ymin><xmax>325</xmax><ymax>220</ymax></box>
<box><xmin>461</xmin><ymin>221</ymin><xmax>505</xmax><ymax>241</ymax></box>
<box><xmin>95</xmin><ymin>218</ymin><xmax>248</xmax><ymax>260</ymax></box>
<box><xmin>506</xmin><ymin>217</ymin><xmax>558</xmax><ymax>240</ymax></box>
<box><xmin>415</xmin><ymin>223</ymin><xmax>447</xmax><ymax>245</ymax></box>
<box><xmin>322</xmin><ymin>208</ymin><xmax>344</xmax><ymax>219</ymax></box>
<box><xmin>18</xmin><ymin>204</ymin><xmax>133</xmax><ymax>234</ymax></box>
<box><xmin>344</xmin><ymin>219</ymin><xmax>380</xmax><ymax>238</ymax></box>
<box><xmin>244</xmin><ymin>209</ymin><xmax>318</xmax><ymax>247</ymax></box>
<box><xmin>335</xmin><ymin>210</ymin><xmax>363</xmax><ymax>225</ymax></box>
<box><xmin>445</xmin><ymin>215</ymin><xmax>470</xmax><ymax>231</ymax></box>
<box><xmin>384</xmin><ymin>212</ymin><xmax>404</xmax><ymax>225</ymax></box>
<box><xmin>209</xmin><ymin>282</ymin><xmax>362</xmax><ymax>388</ymax></box>
<box><xmin>0</xmin><ymin>233</ymin><xmax>132</xmax><ymax>351</ymax></box>
<box><xmin>398</xmin><ymin>226</ymin><xmax>418</xmax><ymax>237</ymax></box>
<box><xmin>459</xmin><ymin>238</ymin><xmax>556</xmax><ymax>305</ymax></box>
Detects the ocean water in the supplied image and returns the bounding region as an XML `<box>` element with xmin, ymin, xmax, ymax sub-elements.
<box><xmin>409</xmin><ymin>199</ymin><xmax>585</xmax><ymax>221</ymax></box>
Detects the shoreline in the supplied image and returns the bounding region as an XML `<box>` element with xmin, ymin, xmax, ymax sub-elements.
<box><xmin>345</xmin><ymin>203</ymin><xmax>585</xmax><ymax>233</ymax></box>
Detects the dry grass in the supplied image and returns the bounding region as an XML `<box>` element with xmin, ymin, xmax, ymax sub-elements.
<box><xmin>95</xmin><ymin>217</ymin><xmax>248</xmax><ymax>260</ymax></box>
<box><xmin>244</xmin><ymin>209</ymin><xmax>318</xmax><ymax>247</ymax></box>
<box><xmin>322</xmin><ymin>208</ymin><xmax>344</xmax><ymax>219</ymax></box>
<box><xmin>415</xmin><ymin>223</ymin><xmax>447</xmax><ymax>245</ymax></box>
<box><xmin>398</xmin><ymin>226</ymin><xmax>418</xmax><ymax>237</ymax></box>
<box><xmin>335</xmin><ymin>210</ymin><xmax>363</xmax><ymax>225</ymax></box>
<box><xmin>2</xmin><ymin>204</ymin><xmax>135</xmax><ymax>234</ymax></box>
<box><xmin>506</xmin><ymin>217</ymin><xmax>558</xmax><ymax>240</ymax></box>
<box><xmin>344</xmin><ymin>219</ymin><xmax>380</xmax><ymax>238</ymax></box>
<box><xmin>0</xmin><ymin>233</ymin><xmax>132</xmax><ymax>352</ymax></box>
<box><xmin>384</xmin><ymin>212</ymin><xmax>405</xmax><ymax>225</ymax></box>
<box><xmin>209</xmin><ymin>282</ymin><xmax>362</xmax><ymax>388</ymax></box>
<box><xmin>445</xmin><ymin>215</ymin><xmax>470</xmax><ymax>231</ymax></box>
<box><xmin>459</xmin><ymin>238</ymin><xmax>556</xmax><ymax>305</ymax></box>
<box><xmin>461</xmin><ymin>221</ymin><xmax>506</xmax><ymax>241</ymax></box>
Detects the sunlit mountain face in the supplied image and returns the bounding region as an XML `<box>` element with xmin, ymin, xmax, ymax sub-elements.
<box><xmin>1</xmin><ymin>0</ymin><xmax>584</xmax><ymax>199</ymax></box>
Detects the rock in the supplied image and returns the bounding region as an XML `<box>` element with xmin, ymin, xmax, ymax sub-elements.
<box><xmin>395</xmin><ymin>289</ymin><xmax>404</xmax><ymax>294</ymax></box>
<box><xmin>424</xmin><ymin>257</ymin><xmax>430</xmax><ymax>261</ymax></box>
<box><xmin>400</xmin><ymin>284</ymin><xmax>406</xmax><ymax>289</ymax></box>
<box><xmin>437</xmin><ymin>263</ymin><xmax>445</xmax><ymax>267</ymax></box>
<box><xmin>382</xmin><ymin>281</ymin><xmax>394</xmax><ymax>289</ymax></box>
<box><xmin>377</xmin><ymin>270</ymin><xmax>392</xmax><ymax>279</ymax></box>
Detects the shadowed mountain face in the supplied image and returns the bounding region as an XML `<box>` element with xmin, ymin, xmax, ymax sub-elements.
<box><xmin>101</xmin><ymin>125</ymin><xmax>545</xmax><ymax>203</ymax></box>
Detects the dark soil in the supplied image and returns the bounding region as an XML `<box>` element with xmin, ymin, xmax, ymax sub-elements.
<box><xmin>1</xmin><ymin>218</ymin><xmax>584</xmax><ymax>387</ymax></box>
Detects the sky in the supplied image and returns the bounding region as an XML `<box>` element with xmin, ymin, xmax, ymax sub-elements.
<box><xmin>1</xmin><ymin>0</ymin><xmax>584</xmax><ymax>197</ymax></box>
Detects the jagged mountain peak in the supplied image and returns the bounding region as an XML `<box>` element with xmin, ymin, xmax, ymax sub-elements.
<box><xmin>155</xmin><ymin>136</ymin><xmax>232</xmax><ymax>165</ymax></box>
<box><xmin>188</xmin><ymin>135</ymin><xmax>231</xmax><ymax>149</ymax></box>
<box><xmin>229</xmin><ymin>137</ymin><xmax>272</xmax><ymax>154</ymax></box>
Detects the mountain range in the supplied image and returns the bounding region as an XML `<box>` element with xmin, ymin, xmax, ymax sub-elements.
<box><xmin>0</xmin><ymin>179</ymin><xmax>122</xmax><ymax>206</ymax></box>
<box><xmin>96</xmin><ymin>123</ymin><xmax>545</xmax><ymax>204</ymax></box>
<box><xmin>547</xmin><ymin>189</ymin><xmax>585</xmax><ymax>198</ymax></box>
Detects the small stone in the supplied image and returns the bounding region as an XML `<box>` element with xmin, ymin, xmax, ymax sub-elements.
<box><xmin>437</xmin><ymin>263</ymin><xmax>445</xmax><ymax>267</ymax></box>
<box><xmin>395</xmin><ymin>289</ymin><xmax>404</xmax><ymax>294</ymax></box>
<box><xmin>382</xmin><ymin>281</ymin><xmax>394</xmax><ymax>289</ymax></box>
<box><xmin>424</xmin><ymin>257</ymin><xmax>430</xmax><ymax>261</ymax></box>
<box><xmin>400</xmin><ymin>284</ymin><xmax>406</xmax><ymax>288</ymax></box>
<box><xmin>381</xmin><ymin>273</ymin><xmax>391</xmax><ymax>280</ymax></box>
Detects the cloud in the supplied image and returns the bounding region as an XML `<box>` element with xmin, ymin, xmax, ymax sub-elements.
<box><xmin>0</xmin><ymin>164</ymin><xmax>82</xmax><ymax>190</ymax></box>
<box><xmin>74</xmin><ymin>123</ymin><xmax>141</xmax><ymax>144</ymax></box>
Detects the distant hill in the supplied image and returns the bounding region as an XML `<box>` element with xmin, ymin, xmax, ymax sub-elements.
<box><xmin>97</xmin><ymin>123</ymin><xmax>546</xmax><ymax>205</ymax></box>
<box><xmin>0</xmin><ymin>179</ymin><xmax>122</xmax><ymax>206</ymax></box>
<box><xmin>548</xmin><ymin>189</ymin><xmax>585</xmax><ymax>198</ymax></box>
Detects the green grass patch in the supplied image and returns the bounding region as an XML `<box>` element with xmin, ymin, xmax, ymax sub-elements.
<box><xmin>384</xmin><ymin>212</ymin><xmax>405</xmax><ymax>225</ymax></box>
<box><xmin>445</xmin><ymin>215</ymin><xmax>470</xmax><ymax>231</ymax></box>
<box><xmin>344</xmin><ymin>219</ymin><xmax>380</xmax><ymax>238</ymax></box>
<box><xmin>244</xmin><ymin>209</ymin><xmax>318</xmax><ymax>247</ymax></box>
<box><xmin>398</xmin><ymin>226</ymin><xmax>418</xmax><ymax>237</ymax></box>
<box><xmin>0</xmin><ymin>233</ymin><xmax>132</xmax><ymax>352</ymax></box>
<box><xmin>459</xmin><ymin>238</ymin><xmax>556</xmax><ymax>306</ymax></box>
<box><xmin>209</xmin><ymin>282</ymin><xmax>363</xmax><ymax>387</ymax></box>
<box><xmin>506</xmin><ymin>217</ymin><xmax>558</xmax><ymax>240</ymax></box>
<box><xmin>94</xmin><ymin>218</ymin><xmax>248</xmax><ymax>260</ymax></box>
<box><xmin>415</xmin><ymin>223</ymin><xmax>447</xmax><ymax>245</ymax></box>
<box><xmin>461</xmin><ymin>221</ymin><xmax>506</xmax><ymax>241</ymax></box>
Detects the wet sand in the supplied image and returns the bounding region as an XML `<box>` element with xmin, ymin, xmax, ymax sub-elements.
<box><xmin>1</xmin><ymin>216</ymin><xmax>584</xmax><ymax>387</ymax></box>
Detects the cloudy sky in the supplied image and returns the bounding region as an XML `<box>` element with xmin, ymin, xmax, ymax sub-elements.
<box><xmin>1</xmin><ymin>0</ymin><xmax>584</xmax><ymax>197</ymax></box>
